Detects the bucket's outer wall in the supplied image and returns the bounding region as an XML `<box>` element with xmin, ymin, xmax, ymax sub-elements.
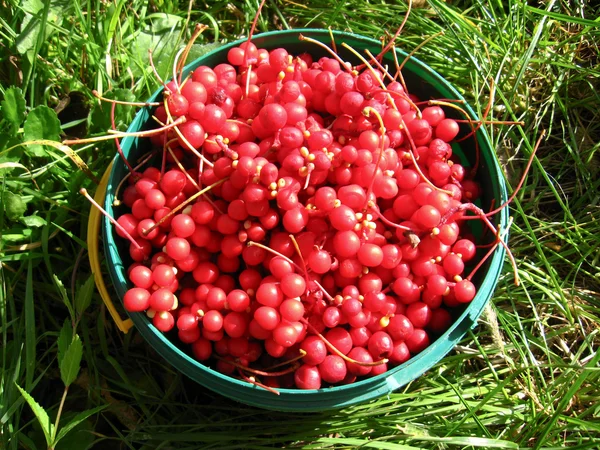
<box><xmin>103</xmin><ymin>29</ymin><xmax>508</xmax><ymax>411</ymax></box>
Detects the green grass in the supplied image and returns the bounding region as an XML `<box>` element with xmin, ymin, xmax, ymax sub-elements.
<box><xmin>1</xmin><ymin>0</ymin><xmax>599</xmax><ymax>448</ymax></box>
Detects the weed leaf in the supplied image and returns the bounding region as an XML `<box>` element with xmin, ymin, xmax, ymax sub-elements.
<box><xmin>75</xmin><ymin>275</ymin><xmax>95</xmax><ymax>317</ymax></box>
<box><xmin>20</xmin><ymin>215</ymin><xmax>47</xmax><ymax>227</ymax></box>
<box><xmin>15</xmin><ymin>383</ymin><xmax>55</xmax><ymax>446</ymax></box>
<box><xmin>54</xmin><ymin>405</ymin><xmax>107</xmax><ymax>447</ymax></box>
<box><xmin>58</xmin><ymin>320</ymin><xmax>73</xmax><ymax>364</ymax></box>
<box><xmin>1</xmin><ymin>87</ymin><xmax>26</xmax><ymax>135</ymax></box>
<box><xmin>53</xmin><ymin>274</ymin><xmax>75</xmax><ymax>323</ymax></box>
<box><xmin>3</xmin><ymin>191</ymin><xmax>27</xmax><ymax>221</ymax></box>
<box><xmin>23</xmin><ymin>105</ymin><xmax>61</xmax><ymax>156</ymax></box>
<box><xmin>59</xmin><ymin>334</ymin><xmax>82</xmax><ymax>387</ymax></box>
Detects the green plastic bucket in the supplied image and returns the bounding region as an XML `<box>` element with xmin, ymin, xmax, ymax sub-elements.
<box><xmin>102</xmin><ymin>29</ymin><xmax>508</xmax><ymax>411</ymax></box>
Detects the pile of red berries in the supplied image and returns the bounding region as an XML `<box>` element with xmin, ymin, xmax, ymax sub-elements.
<box><xmin>113</xmin><ymin>38</ymin><xmax>487</xmax><ymax>390</ymax></box>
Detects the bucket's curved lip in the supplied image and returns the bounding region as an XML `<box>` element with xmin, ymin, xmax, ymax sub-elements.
<box><xmin>103</xmin><ymin>28</ymin><xmax>508</xmax><ymax>404</ymax></box>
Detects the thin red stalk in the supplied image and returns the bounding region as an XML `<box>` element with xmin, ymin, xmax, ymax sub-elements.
<box><xmin>467</xmin><ymin>218</ymin><xmax>513</xmax><ymax>282</ymax></box>
<box><xmin>177</xmin><ymin>24</ymin><xmax>208</xmax><ymax>85</ymax></box>
<box><xmin>391</xmin><ymin>43</ymin><xmax>409</xmax><ymax>91</ymax></box>
<box><xmin>165</xmin><ymin>144</ymin><xmax>200</xmax><ymax>190</ymax></box>
<box><xmin>300</xmin><ymin>318</ymin><xmax>388</xmax><ymax>367</ymax></box>
<box><xmin>455</xmin><ymin>119</ymin><xmax>524</xmax><ymax>125</ymax></box>
<box><xmin>360</xmin><ymin>0</ymin><xmax>412</xmax><ymax>69</ymax></box>
<box><xmin>415</xmin><ymin>99</ymin><xmax>466</xmax><ymax>106</ymax></box>
<box><xmin>80</xmin><ymin>188</ymin><xmax>142</xmax><ymax>250</ymax></box>
<box><xmin>236</xmin><ymin>369</ymin><xmax>280</xmax><ymax>395</ymax></box>
<box><xmin>93</xmin><ymin>90</ymin><xmax>160</xmax><ymax>107</ymax></box>
<box><xmin>62</xmin><ymin>116</ymin><xmax>186</xmax><ymax>145</ymax></box>
<box><xmin>289</xmin><ymin>234</ymin><xmax>315</xmax><ymax>299</ymax></box>
<box><xmin>148</xmin><ymin>49</ymin><xmax>167</xmax><ymax>89</ymax></box>
<box><xmin>299</xmin><ymin>35</ymin><xmax>354</xmax><ymax>74</ymax></box>
<box><xmin>362</xmin><ymin>107</ymin><xmax>386</xmax><ymax>208</ymax></box>
<box><xmin>142</xmin><ymin>178</ymin><xmax>227</xmax><ymax>236</ymax></box>
<box><xmin>161</xmin><ymin>96</ymin><xmax>214</xmax><ymax>168</ymax></box>
<box><xmin>113</xmin><ymin>151</ymin><xmax>157</xmax><ymax>203</ymax></box>
<box><xmin>247</xmin><ymin>240</ymin><xmax>334</xmax><ymax>303</ymax></box>
<box><xmin>171</xmin><ymin>47</ymin><xmax>186</xmax><ymax>93</ymax></box>
<box><xmin>214</xmin><ymin>355</ymin><xmax>298</xmax><ymax>377</ymax></box>
<box><xmin>455</xmin><ymin>78</ymin><xmax>496</xmax><ymax>143</ymax></box>
<box><xmin>370</xmin><ymin>89</ymin><xmax>420</xmax><ymax>116</ymax></box>
<box><xmin>328</xmin><ymin>26</ymin><xmax>338</xmax><ymax>54</ymax></box>
<box><xmin>397</xmin><ymin>31</ymin><xmax>444</xmax><ymax>73</ymax></box>
<box><xmin>479</xmin><ymin>212</ymin><xmax>519</xmax><ymax>285</ymax></box>
<box><xmin>484</xmin><ymin>130</ymin><xmax>545</xmax><ymax>217</ymax></box>
<box><xmin>264</xmin><ymin>349</ymin><xmax>307</xmax><ymax>370</ymax></box>
<box><xmin>401</xmin><ymin>121</ymin><xmax>454</xmax><ymax>196</ymax></box>
<box><xmin>364</xmin><ymin>49</ymin><xmax>396</xmax><ymax>83</ymax></box>
<box><xmin>427</xmin><ymin>99</ymin><xmax>480</xmax><ymax>174</ymax></box>
<box><xmin>370</xmin><ymin>207</ymin><xmax>411</xmax><ymax>231</ymax></box>
<box><xmin>110</xmin><ymin>102</ymin><xmax>136</xmax><ymax>175</ymax></box>
<box><xmin>244</xmin><ymin>0</ymin><xmax>267</xmax><ymax>67</ymax></box>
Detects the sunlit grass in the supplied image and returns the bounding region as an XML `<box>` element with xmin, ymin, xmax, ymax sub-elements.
<box><xmin>1</xmin><ymin>0</ymin><xmax>599</xmax><ymax>448</ymax></box>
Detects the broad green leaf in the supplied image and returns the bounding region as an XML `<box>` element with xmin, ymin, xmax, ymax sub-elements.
<box><xmin>2</xmin><ymin>231</ymin><xmax>33</xmax><ymax>243</ymax></box>
<box><xmin>0</xmin><ymin>136</ymin><xmax>24</xmax><ymax>174</ymax></box>
<box><xmin>20</xmin><ymin>215</ymin><xmax>47</xmax><ymax>227</ymax></box>
<box><xmin>57</xmin><ymin>320</ymin><xmax>73</xmax><ymax>364</ymax></box>
<box><xmin>1</xmin><ymin>86</ymin><xmax>26</xmax><ymax>134</ymax></box>
<box><xmin>53</xmin><ymin>274</ymin><xmax>75</xmax><ymax>322</ymax></box>
<box><xmin>75</xmin><ymin>275</ymin><xmax>95</xmax><ymax>317</ymax></box>
<box><xmin>23</xmin><ymin>106</ymin><xmax>62</xmax><ymax>157</ymax></box>
<box><xmin>59</xmin><ymin>334</ymin><xmax>82</xmax><ymax>386</ymax></box>
<box><xmin>3</xmin><ymin>191</ymin><xmax>27</xmax><ymax>221</ymax></box>
<box><xmin>15</xmin><ymin>0</ymin><xmax>44</xmax><ymax>55</ymax></box>
<box><xmin>130</xmin><ymin>14</ymin><xmax>184</xmax><ymax>80</ymax></box>
<box><xmin>16</xmin><ymin>0</ymin><xmax>73</xmax><ymax>54</ymax></box>
<box><xmin>15</xmin><ymin>383</ymin><xmax>54</xmax><ymax>446</ymax></box>
<box><xmin>54</xmin><ymin>405</ymin><xmax>107</xmax><ymax>448</ymax></box>
<box><xmin>184</xmin><ymin>43</ymin><xmax>223</xmax><ymax>67</ymax></box>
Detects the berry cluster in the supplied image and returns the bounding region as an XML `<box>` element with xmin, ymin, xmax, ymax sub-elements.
<box><xmin>109</xmin><ymin>37</ymin><xmax>495</xmax><ymax>390</ymax></box>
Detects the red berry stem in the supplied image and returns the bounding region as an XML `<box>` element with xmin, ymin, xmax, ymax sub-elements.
<box><xmin>92</xmin><ymin>90</ymin><xmax>161</xmax><ymax>107</ymax></box>
<box><xmin>142</xmin><ymin>178</ymin><xmax>227</xmax><ymax>236</ymax></box>
<box><xmin>366</xmin><ymin>0</ymin><xmax>412</xmax><ymax>69</ymax></box>
<box><xmin>364</xmin><ymin>48</ymin><xmax>396</xmax><ymax>83</ymax></box>
<box><xmin>264</xmin><ymin>349</ymin><xmax>307</xmax><ymax>370</ymax></box>
<box><xmin>362</xmin><ymin>106</ymin><xmax>386</xmax><ymax>209</ymax></box>
<box><xmin>466</xmin><ymin>218</ymin><xmax>512</xmax><ymax>283</ymax></box>
<box><xmin>236</xmin><ymin>369</ymin><xmax>281</xmax><ymax>395</ymax></box>
<box><xmin>162</xmin><ymin>96</ymin><xmax>215</xmax><ymax>168</ymax></box>
<box><xmin>369</xmin><ymin>206</ymin><xmax>411</xmax><ymax>232</ymax></box>
<box><xmin>214</xmin><ymin>355</ymin><xmax>299</xmax><ymax>378</ymax></box>
<box><xmin>79</xmin><ymin>188</ymin><xmax>142</xmax><ymax>251</ymax></box>
<box><xmin>390</xmin><ymin>43</ymin><xmax>409</xmax><ymax>92</ymax></box>
<box><xmin>415</xmin><ymin>99</ymin><xmax>466</xmax><ymax>106</ymax></box>
<box><xmin>177</xmin><ymin>24</ymin><xmax>209</xmax><ymax>86</ymax></box>
<box><xmin>113</xmin><ymin>150</ymin><xmax>157</xmax><ymax>205</ymax></box>
<box><xmin>300</xmin><ymin>318</ymin><xmax>388</xmax><ymax>367</ymax></box>
<box><xmin>148</xmin><ymin>49</ymin><xmax>168</xmax><ymax>89</ymax></box>
<box><xmin>426</xmin><ymin>99</ymin><xmax>481</xmax><ymax>175</ymax></box>
<box><xmin>299</xmin><ymin>34</ymin><xmax>353</xmax><ymax>74</ymax></box>
<box><xmin>110</xmin><ymin>102</ymin><xmax>137</xmax><ymax>176</ymax></box>
<box><xmin>396</xmin><ymin>31</ymin><xmax>444</xmax><ymax>74</ymax></box>
<box><xmin>246</xmin><ymin>240</ymin><xmax>335</xmax><ymax>303</ymax></box>
<box><xmin>63</xmin><ymin>116</ymin><xmax>187</xmax><ymax>145</ymax></box>
<box><xmin>244</xmin><ymin>0</ymin><xmax>267</xmax><ymax>67</ymax></box>
<box><xmin>455</xmin><ymin>78</ymin><xmax>496</xmax><ymax>144</ymax></box>
<box><xmin>483</xmin><ymin>130</ymin><xmax>545</xmax><ymax>218</ymax></box>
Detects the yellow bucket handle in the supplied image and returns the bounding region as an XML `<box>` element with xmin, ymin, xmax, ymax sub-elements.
<box><xmin>87</xmin><ymin>162</ymin><xmax>134</xmax><ymax>334</ymax></box>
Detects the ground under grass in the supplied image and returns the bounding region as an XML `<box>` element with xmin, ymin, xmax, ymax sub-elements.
<box><xmin>1</xmin><ymin>0</ymin><xmax>599</xmax><ymax>448</ymax></box>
